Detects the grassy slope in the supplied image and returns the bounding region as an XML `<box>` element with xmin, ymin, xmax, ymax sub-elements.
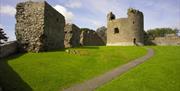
<box><xmin>0</xmin><ymin>46</ymin><xmax>146</xmax><ymax>91</ymax></box>
<box><xmin>96</xmin><ymin>46</ymin><xmax>180</xmax><ymax>91</ymax></box>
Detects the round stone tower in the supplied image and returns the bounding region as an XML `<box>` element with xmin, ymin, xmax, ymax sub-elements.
<box><xmin>127</xmin><ymin>8</ymin><xmax>144</xmax><ymax>45</ymax></box>
<box><xmin>106</xmin><ymin>8</ymin><xmax>144</xmax><ymax>46</ymax></box>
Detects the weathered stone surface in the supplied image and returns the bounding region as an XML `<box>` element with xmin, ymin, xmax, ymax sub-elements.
<box><xmin>152</xmin><ymin>34</ymin><xmax>180</xmax><ymax>45</ymax></box>
<box><xmin>0</xmin><ymin>41</ymin><xmax>17</xmax><ymax>58</ymax></box>
<box><xmin>96</xmin><ymin>26</ymin><xmax>107</xmax><ymax>43</ymax></box>
<box><xmin>15</xmin><ymin>1</ymin><xmax>65</xmax><ymax>52</ymax></box>
<box><xmin>80</xmin><ymin>28</ymin><xmax>105</xmax><ymax>46</ymax></box>
<box><xmin>107</xmin><ymin>8</ymin><xmax>144</xmax><ymax>46</ymax></box>
<box><xmin>64</xmin><ymin>24</ymin><xmax>80</xmax><ymax>48</ymax></box>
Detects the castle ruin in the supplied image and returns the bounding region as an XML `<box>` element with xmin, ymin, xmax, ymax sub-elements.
<box><xmin>0</xmin><ymin>1</ymin><xmax>179</xmax><ymax>57</ymax></box>
<box><xmin>15</xmin><ymin>1</ymin><xmax>65</xmax><ymax>52</ymax></box>
<box><xmin>152</xmin><ymin>34</ymin><xmax>180</xmax><ymax>45</ymax></box>
<box><xmin>107</xmin><ymin>8</ymin><xmax>144</xmax><ymax>46</ymax></box>
<box><xmin>80</xmin><ymin>28</ymin><xmax>105</xmax><ymax>46</ymax></box>
<box><xmin>15</xmin><ymin>1</ymin><xmax>104</xmax><ymax>52</ymax></box>
<box><xmin>64</xmin><ymin>24</ymin><xmax>80</xmax><ymax>48</ymax></box>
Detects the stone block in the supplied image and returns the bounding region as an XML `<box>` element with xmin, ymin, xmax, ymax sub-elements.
<box><xmin>15</xmin><ymin>1</ymin><xmax>65</xmax><ymax>52</ymax></box>
<box><xmin>64</xmin><ymin>24</ymin><xmax>80</xmax><ymax>48</ymax></box>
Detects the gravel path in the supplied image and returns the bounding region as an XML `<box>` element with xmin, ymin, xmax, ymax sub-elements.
<box><xmin>63</xmin><ymin>48</ymin><xmax>154</xmax><ymax>91</ymax></box>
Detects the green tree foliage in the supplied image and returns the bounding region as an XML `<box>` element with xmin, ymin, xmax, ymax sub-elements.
<box><xmin>0</xmin><ymin>28</ymin><xmax>8</xmax><ymax>44</ymax></box>
<box><xmin>147</xmin><ymin>28</ymin><xmax>178</xmax><ymax>39</ymax></box>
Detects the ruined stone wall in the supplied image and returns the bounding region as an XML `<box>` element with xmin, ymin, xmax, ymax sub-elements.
<box><xmin>64</xmin><ymin>24</ymin><xmax>80</xmax><ymax>48</ymax></box>
<box><xmin>152</xmin><ymin>36</ymin><xmax>180</xmax><ymax>45</ymax></box>
<box><xmin>43</xmin><ymin>2</ymin><xmax>65</xmax><ymax>50</ymax></box>
<box><xmin>15</xmin><ymin>1</ymin><xmax>65</xmax><ymax>52</ymax></box>
<box><xmin>128</xmin><ymin>8</ymin><xmax>144</xmax><ymax>45</ymax></box>
<box><xmin>0</xmin><ymin>41</ymin><xmax>18</xmax><ymax>58</ymax></box>
<box><xmin>107</xmin><ymin>9</ymin><xmax>144</xmax><ymax>46</ymax></box>
<box><xmin>80</xmin><ymin>28</ymin><xmax>105</xmax><ymax>46</ymax></box>
<box><xmin>96</xmin><ymin>26</ymin><xmax>107</xmax><ymax>44</ymax></box>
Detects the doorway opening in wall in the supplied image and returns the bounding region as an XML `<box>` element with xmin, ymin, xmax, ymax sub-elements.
<box><xmin>133</xmin><ymin>38</ymin><xmax>137</xmax><ymax>45</ymax></box>
<box><xmin>114</xmin><ymin>28</ymin><xmax>119</xmax><ymax>34</ymax></box>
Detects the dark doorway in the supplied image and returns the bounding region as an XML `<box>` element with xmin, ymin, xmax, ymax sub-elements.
<box><xmin>133</xmin><ymin>38</ymin><xmax>136</xmax><ymax>45</ymax></box>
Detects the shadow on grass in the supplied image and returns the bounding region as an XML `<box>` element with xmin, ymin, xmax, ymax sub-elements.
<box><xmin>41</xmin><ymin>48</ymin><xmax>66</xmax><ymax>53</ymax></box>
<box><xmin>76</xmin><ymin>46</ymin><xmax>100</xmax><ymax>49</ymax></box>
<box><xmin>0</xmin><ymin>53</ymin><xmax>32</xmax><ymax>91</ymax></box>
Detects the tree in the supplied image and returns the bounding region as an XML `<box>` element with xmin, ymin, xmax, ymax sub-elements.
<box><xmin>147</xmin><ymin>28</ymin><xmax>177</xmax><ymax>39</ymax></box>
<box><xmin>0</xmin><ymin>28</ymin><xmax>8</xmax><ymax>44</ymax></box>
<box><xmin>174</xmin><ymin>28</ymin><xmax>180</xmax><ymax>36</ymax></box>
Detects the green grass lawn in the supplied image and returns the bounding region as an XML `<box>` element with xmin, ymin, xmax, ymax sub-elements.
<box><xmin>96</xmin><ymin>46</ymin><xmax>180</xmax><ymax>91</ymax></box>
<box><xmin>0</xmin><ymin>46</ymin><xmax>146</xmax><ymax>91</ymax></box>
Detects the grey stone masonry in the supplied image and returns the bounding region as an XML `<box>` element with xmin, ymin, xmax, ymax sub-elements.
<box><xmin>0</xmin><ymin>41</ymin><xmax>17</xmax><ymax>58</ymax></box>
<box><xmin>64</xmin><ymin>24</ymin><xmax>80</xmax><ymax>48</ymax></box>
<box><xmin>80</xmin><ymin>28</ymin><xmax>105</xmax><ymax>46</ymax></box>
<box><xmin>152</xmin><ymin>34</ymin><xmax>180</xmax><ymax>45</ymax></box>
<box><xmin>15</xmin><ymin>1</ymin><xmax>65</xmax><ymax>52</ymax></box>
<box><xmin>107</xmin><ymin>8</ymin><xmax>144</xmax><ymax>46</ymax></box>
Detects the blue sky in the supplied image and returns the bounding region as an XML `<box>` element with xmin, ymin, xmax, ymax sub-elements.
<box><xmin>0</xmin><ymin>0</ymin><xmax>180</xmax><ymax>41</ymax></box>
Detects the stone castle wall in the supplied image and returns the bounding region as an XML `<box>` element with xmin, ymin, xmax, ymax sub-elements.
<box><xmin>80</xmin><ymin>28</ymin><xmax>105</xmax><ymax>46</ymax></box>
<box><xmin>107</xmin><ymin>9</ymin><xmax>144</xmax><ymax>46</ymax></box>
<box><xmin>64</xmin><ymin>24</ymin><xmax>80</xmax><ymax>48</ymax></box>
<box><xmin>152</xmin><ymin>35</ymin><xmax>180</xmax><ymax>45</ymax></box>
<box><xmin>15</xmin><ymin>1</ymin><xmax>65</xmax><ymax>52</ymax></box>
<box><xmin>0</xmin><ymin>41</ymin><xmax>18</xmax><ymax>58</ymax></box>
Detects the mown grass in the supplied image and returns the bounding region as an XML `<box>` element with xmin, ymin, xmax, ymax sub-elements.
<box><xmin>96</xmin><ymin>46</ymin><xmax>180</xmax><ymax>91</ymax></box>
<box><xmin>0</xmin><ymin>46</ymin><xmax>146</xmax><ymax>91</ymax></box>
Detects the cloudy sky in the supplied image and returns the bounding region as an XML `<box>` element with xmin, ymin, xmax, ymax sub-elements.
<box><xmin>0</xmin><ymin>0</ymin><xmax>180</xmax><ymax>41</ymax></box>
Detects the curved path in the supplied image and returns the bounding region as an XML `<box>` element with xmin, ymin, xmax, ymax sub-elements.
<box><xmin>63</xmin><ymin>48</ymin><xmax>154</xmax><ymax>91</ymax></box>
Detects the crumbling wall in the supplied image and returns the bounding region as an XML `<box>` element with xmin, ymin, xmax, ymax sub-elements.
<box><xmin>15</xmin><ymin>1</ymin><xmax>65</xmax><ymax>52</ymax></box>
<box><xmin>80</xmin><ymin>28</ymin><xmax>105</xmax><ymax>46</ymax></box>
<box><xmin>107</xmin><ymin>8</ymin><xmax>144</xmax><ymax>46</ymax></box>
<box><xmin>64</xmin><ymin>24</ymin><xmax>80</xmax><ymax>48</ymax></box>
<box><xmin>152</xmin><ymin>36</ymin><xmax>180</xmax><ymax>45</ymax></box>
<box><xmin>0</xmin><ymin>41</ymin><xmax>18</xmax><ymax>58</ymax></box>
<box><xmin>96</xmin><ymin>26</ymin><xmax>107</xmax><ymax>43</ymax></box>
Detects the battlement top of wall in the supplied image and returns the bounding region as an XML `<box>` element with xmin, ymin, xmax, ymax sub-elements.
<box><xmin>107</xmin><ymin>8</ymin><xmax>143</xmax><ymax>21</ymax></box>
<box><xmin>128</xmin><ymin>8</ymin><xmax>143</xmax><ymax>15</ymax></box>
<box><xmin>16</xmin><ymin>1</ymin><xmax>49</xmax><ymax>8</ymax></box>
<box><xmin>17</xmin><ymin>0</ymin><xmax>45</xmax><ymax>4</ymax></box>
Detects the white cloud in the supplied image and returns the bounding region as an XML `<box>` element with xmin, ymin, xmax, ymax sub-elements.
<box><xmin>0</xmin><ymin>5</ymin><xmax>16</xmax><ymax>16</ymax></box>
<box><xmin>0</xmin><ymin>24</ymin><xmax>4</xmax><ymax>28</ymax></box>
<box><xmin>173</xmin><ymin>21</ymin><xmax>180</xmax><ymax>29</ymax></box>
<box><xmin>89</xmin><ymin>20</ymin><xmax>102</xmax><ymax>29</ymax></box>
<box><xmin>53</xmin><ymin>5</ymin><xmax>74</xmax><ymax>23</ymax></box>
<box><xmin>78</xmin><ymin>17</ymin><xmax>103</xmax><ymax>30</ymax></box>
<box><xmin>65</xmin><ymin>0</ymin><xmax>82</xmax><ymax>8</ymax></box>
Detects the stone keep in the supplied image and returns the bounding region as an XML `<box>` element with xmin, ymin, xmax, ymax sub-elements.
<box><xmin>64</xmin><ymin>24</ymin><xmax>80</xmax><ymax>48</ymax></box>
<box><xmin>80</xmin><ymin>28</ymin><xmax>105</xmax><ymax>46</ymax></box>
<box><xmin>15</xmin><ymin>1</ymin><xmax>65</xmax><ymax>52</ymax></box>
<box><xmin>107</xmin><ymin>8</ymin><xmax>144</xmax><ymax>46</ymax></box>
